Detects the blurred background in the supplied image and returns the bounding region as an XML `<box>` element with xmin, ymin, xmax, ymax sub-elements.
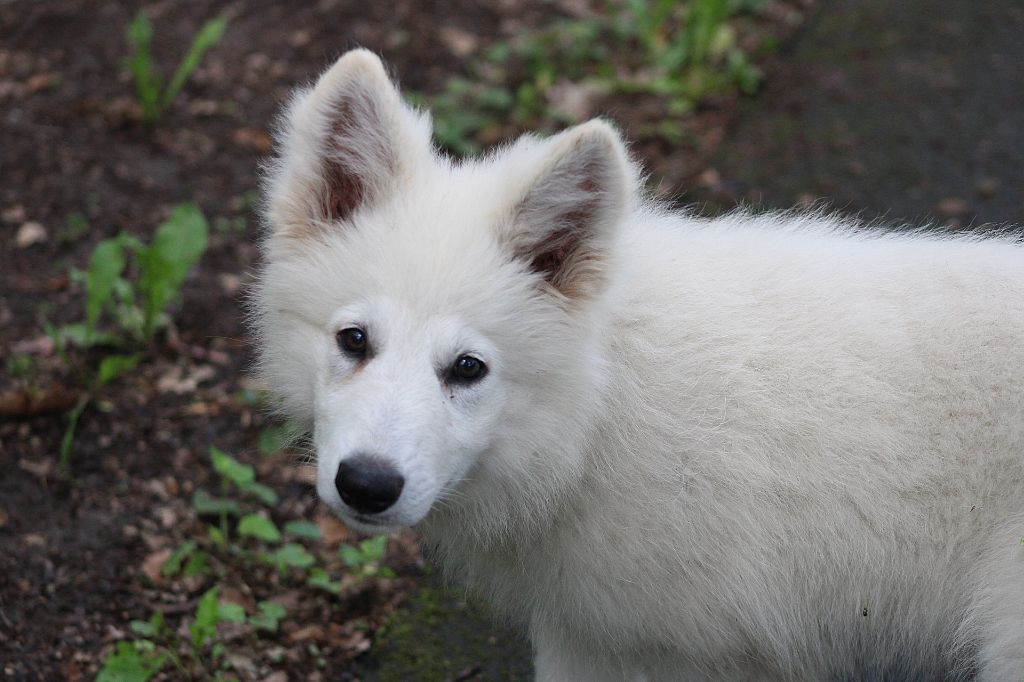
<box><xmin>1</xmin><ymin>1</ymin><xmax>1021</xmax><ymax>680</ymax></box>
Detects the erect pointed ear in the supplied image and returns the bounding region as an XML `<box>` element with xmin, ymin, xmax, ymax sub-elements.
<box><xmin>498</xmin><ymin>120</ymin><xmax>635</xmax><ymax>301</ymax></box>
<box><xmin>265</xmin><ymin>49</ymin><xmax>432</xmax><ymax>239</ymax></box>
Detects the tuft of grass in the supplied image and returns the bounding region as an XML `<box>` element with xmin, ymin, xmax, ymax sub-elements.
<box><xmin>126</xmin><ymin>12</ymin><xmax>227</xmax><ymax>124</ymax></box>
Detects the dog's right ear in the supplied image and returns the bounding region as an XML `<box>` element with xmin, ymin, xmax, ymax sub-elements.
<box><xmin>265</xmin><ymin>49</ymin><xmax>431</xmax><ymax>240</ymax></box>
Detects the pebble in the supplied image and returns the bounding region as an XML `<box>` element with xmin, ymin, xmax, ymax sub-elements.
<box><xmin>15</xmin><ymin>221</ymin><xmax>47</xmax><ymax>248</ymax></box>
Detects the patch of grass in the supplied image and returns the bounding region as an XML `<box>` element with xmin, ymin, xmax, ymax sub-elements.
<box><xmin>126</xmin><ymin>12</ymin><xmax>227</xmax><ymax>125</ymax></box>
<box><xmin>415</xmin><ymin>0</ymin><xmax>777</xmax><ymax>155</ymax></box>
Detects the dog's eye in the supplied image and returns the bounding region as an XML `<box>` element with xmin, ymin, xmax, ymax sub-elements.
<box><xmin>450</xmin><ymin>355</ymin><xmax>487</xmax><ymax>383</ymax></box>
<box><xmin>336</xmin><ymin>327</ymin><xmax>368</xmax><ymax>357</ymax></box>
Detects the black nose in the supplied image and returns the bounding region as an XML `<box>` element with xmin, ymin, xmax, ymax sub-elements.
<box><xmin>334</xmin><ymin>455</ymin><xmax>404</xmax><ymax>515</ymax></box>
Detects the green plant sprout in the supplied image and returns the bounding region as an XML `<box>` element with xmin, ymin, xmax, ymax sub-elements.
<box><xmin>101</xmin><ymin>442</ymin><xmax>397</xmax><ymax>677</ymax></box>
<box><xmin>415</xmin><ymin>0</ymin><xmax>769</xmax><ymax>155</ymax></box>
<box><xmin>96</xmin><ymin>586</ymin><xmax>282</xmax><ymax>681</ymax></box>
<box><xmin>126</xmin><ymin>12</ymin><xmax>227</xmax><ymax>124</ymax></box>
<box><xmin>55</xmin><ymin>204</ymin><xmax>208</xmax><ymax>475</ymax></box>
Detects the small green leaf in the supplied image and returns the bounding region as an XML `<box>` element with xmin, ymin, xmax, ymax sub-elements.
<box><xmin>209</xmin><ymin>446</ymin><xmax>255</xmax><ymax>489</ymax></box>
<box><xmin>359</xmin><ymin>535</ymin><xmax>388</xmax><ymax>562</ymax></box>
<box><xmin>190</xmin><ymin>586</ymin><xmax>220</xmax><ymax>649</ymax></box>
<box><xmin>207</xmin><ymin>524</ymin><xmax>227</xmax><ymax>549</ymax></box>
<box><xmin>217</xmin><ymin>602</ymin><xmax>246</xmax><ymax>623</ymax></box>
<box><xmin>96</xmin><ymin>641</ymin><xmax>167</xmax><ymax>682</ymax></box>
<box><xmin>264</xmin><ymin>543</ymin><xmax>315</xmax><ymax>573</ymax></box>
<box><xmin>192</xmin><ymin>489</ymin><xmax>242</xmax><ymax>516</ymax></box>
<box><xmin>161</xmin><ymin>540</ymin><xmax>197</xmax><ymax>577</ymax></box>
<box><xmin>85</xmin><ymin>237</ymin><xmax>127</xmax><ymax>343</ymax></box>
<box><xmin>162</xmin><ymin>17</ymin><xmax>228</xmax><ymax>108</ymax></box>
<box><xmin>137</xmin><ymin>203</ymin><xmax>208</xmax><ymax>338</ymax></box>
<box><xmin>182</xmin><ymin>551</ymin><xmax>210</xmax><ymax>578</ymax></box>
<box><xmin>129</xmin><ymin>619</ymin><xmax>156</xmax><ymax>637</ymax></box>
<box><xmin>238</xmin><ymin>513</ymin><xmax>281</xmax><ymax>543</ymax></box>
<box><xmin>284</xmin><ymin>520</ymin><xmax>322</xmax><ymax>541</ymax></box>
<box><xmin>243</xmin><ymin>481</ymin><xmax>279</xmax><ymax>506</ymax></box>
<box><xmin>96</xmin><ymin>353</ymin><xmax>139</xmax><ymax>386</ymax></box>
<box><xmin>338</xmin><ymin>544</ymin><xmax>363</xmax><ymax>569</ymax></box>
<box><xmin>248</xmin><ymin>600</ymin><xmax>286</xmax><ymax>632</ymax></box>
<box><xmin>306</xmin><ymin>568</ymin><xmax>340</xmax><ymax>595</ymax></box>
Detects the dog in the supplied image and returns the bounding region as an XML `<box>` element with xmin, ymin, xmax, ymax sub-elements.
<box><xmin>253</xmin><ymin>49</ymin><xmax>1024</xmax><ymax>680</ymax></box>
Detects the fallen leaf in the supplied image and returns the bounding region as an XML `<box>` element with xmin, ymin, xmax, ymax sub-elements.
<box><xmin>315</xmin><ymin>511</ymin><xmax>351</xmax><ymax>548</ymax></box>
<box><xmin>17</xmin><ymin>457</ymin><xmax>52</xmax><ymax>478</ymax></box>
<box><xmin>0</xmin><ymin>383</ymin><xmax>80</xmax><ymax>416</ymax></box>
<box><xmin>287</xmin><ymin>624</ymin><xmax>324</xmax><ymax>643</ymax></box>
<box><xmin>23</xmin><ymin>533</ymin><xmax>46</xmax><ymax>548</ymax></box>
<box><xmin>232</xmin><ymin>127</ymin><xmax>273</xmax><ymax>153</ymax></box>
<box><xmin>438</xmin><ymin>27</ymin><xmax>478</xmax><ymax>58</ymax></box>
<box><xmin>936</xmin><ymin>197</ymin><xmax>969</xmax><ymax>218</ymax></box>
<box><xmin>1</xmin><ymin>205</ymin><xmax>26</xmax><ymax>223</ymax></box>
<box><xmin>156</xmin><ymin>364</ymin><xmax>216</xmax><ymax>394</ymax></box>
<box><xmin>141</xmin><ymin>548</ymin><xmax>172</xmax><ymax>584</ymax></box>
<box><xmin>15</xmin><ymin>221</ymin><xmax>47</xmax><ymax>248</ymax></box>
<box><xmin>259</xmin><ymin>672</ymin><xmax>288</xmax><ymax>682</ymax></box>
<box><xmin>26</xmin><ymin>72</ymin><xmax>55</xmax><ymax>92</ymax></box>
<box><xmin>975</xmin><ymin>177</ymin><xmax>999</xmax><ymax>198</ymax></box>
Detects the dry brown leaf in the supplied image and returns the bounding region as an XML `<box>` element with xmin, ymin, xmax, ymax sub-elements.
<box><xmin>156</xmin><ymin>364</ymin><xmax>216</xmax><ymax>394</ymax></box>
<box><xmin>287</xmin><ymin>624</ymin><xmax>324</xmax><ymax>643</ymax></box>
<box><xmin>232</xmin><ymin>127</ymin><xmax>273</xmax><ymax>153</ymax></box>
<box><xmin>141</xmin><ymin>548</ymin><xmax>172</xmax><ymax>584</ymax></box>
<box><xmin>315</xmin><ymin>511</ymin><xmax>351</xmax><ymax>548</ymax></box>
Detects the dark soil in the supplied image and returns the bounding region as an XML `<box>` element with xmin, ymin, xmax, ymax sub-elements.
<box><xmin>691</xmin><ymin>0</ymin><xmax>1024</xmax><ymax>227</ymax></box>
<box><xmin>3</xmin><ymin>0</ymin><xmax>1019</xmax><ymax>680</ymax></box>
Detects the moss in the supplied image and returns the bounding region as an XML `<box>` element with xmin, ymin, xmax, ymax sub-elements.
<box><xmin>355</xmin><ymin>579</ymin><xmax>533</xmax><ymax>682</ymax></box>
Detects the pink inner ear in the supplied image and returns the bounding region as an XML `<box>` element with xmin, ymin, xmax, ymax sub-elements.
<box><xmin>322</xmin><ymin>112</ymin><xmax>367</xmax><ymax>222</ymax></box>
<box><xmin>318</xmin><ymin>86</ymin><xmax>395</xmax><ymax>222</ymax></box>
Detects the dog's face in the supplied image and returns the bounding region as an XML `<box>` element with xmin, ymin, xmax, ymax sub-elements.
<box><xmin>256</xmin><ymin>50</ymin><xmax>635</xmax><ymax>533</ymax></box>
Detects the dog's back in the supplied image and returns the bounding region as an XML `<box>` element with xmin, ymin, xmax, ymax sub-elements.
<box><xmin>425</xmin><ymin>212</ymin><xmax>1024</xmax><ymax>680</ymax></box>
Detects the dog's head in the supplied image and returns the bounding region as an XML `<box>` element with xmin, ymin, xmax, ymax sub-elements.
<box><xmin>255</xmin><ymin>49</ymin><xmax>637</xmax><ymax>535</ymax></box>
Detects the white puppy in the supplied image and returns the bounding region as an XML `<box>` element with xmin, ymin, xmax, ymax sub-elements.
<box><xmin>254</xmin><ymin>49</ymin><xmax>1024</xmax><ymax>680</ymax></box>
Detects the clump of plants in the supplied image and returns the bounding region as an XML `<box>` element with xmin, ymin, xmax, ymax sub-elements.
<box><xmin>416</xmin><ymin>0</ymin><xmax>786</xmax><ymax>155</ymax></box>
<box><xmin>52</xmin><ymin>203</ymin><xmax>209</xmax><ymax>475</ymax></box>
<box><xmin>126</xmin><ymin>11</ymin><xmax>228</xmax><ymax>124</ymax></box>
<box><xmin>97</xmin><ymin>446</ymin><xmax>394</xmax><ymax>680</ymax></box>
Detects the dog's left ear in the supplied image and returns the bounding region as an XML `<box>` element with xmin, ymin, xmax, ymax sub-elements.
<box><xmin>266</xmin><ymin>49</ymin><xmax>432</xmax><ymax>241</ymax></box>
<box><xmin>500</xmin><ymin>120</ymin><xmax>634</xmax><ymax>301</ymax></box>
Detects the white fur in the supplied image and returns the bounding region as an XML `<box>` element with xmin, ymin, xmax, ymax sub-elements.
<box><xmin>254</xmin><ymin>50</ymin><xmax>1024</xmax><ymax>680</ymax></box>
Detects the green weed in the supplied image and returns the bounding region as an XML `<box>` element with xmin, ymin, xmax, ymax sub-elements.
<box><xmin>96</xmin><ymin>586</ymin><xmax>271</xmax><ymax>681</ymax></box>
<box><xmin>416</xmin><ymin>0</ymin><xmax>772</xmax><ymax>155</ymax></box>
<box><xmin>5</xmin><ymin>353</ymin><xmax>34</xmax><ymax>379</ymax></box>
<box><xmin>55</xmin><ymin>203</ymin><xmax>208</xmax><ymax>475</ymax></box>
<box><xmin>102</xmin><ymin>443</ymin><xmax>396</xmax><ymax>676</ymax></box>
<box><xmin>126</xmin><ymin>12</ymin><xmax>227</xmax><ymax>124</ymax></box>
<box><xmin>61</xmin><ymin>203</ymin><xmax>208</xmax><ymax>348</ymax></box>
<box><xmin>339</xmin><ymin>535</ymin><xmax>396</xmax><ymax>580</ymax></box>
